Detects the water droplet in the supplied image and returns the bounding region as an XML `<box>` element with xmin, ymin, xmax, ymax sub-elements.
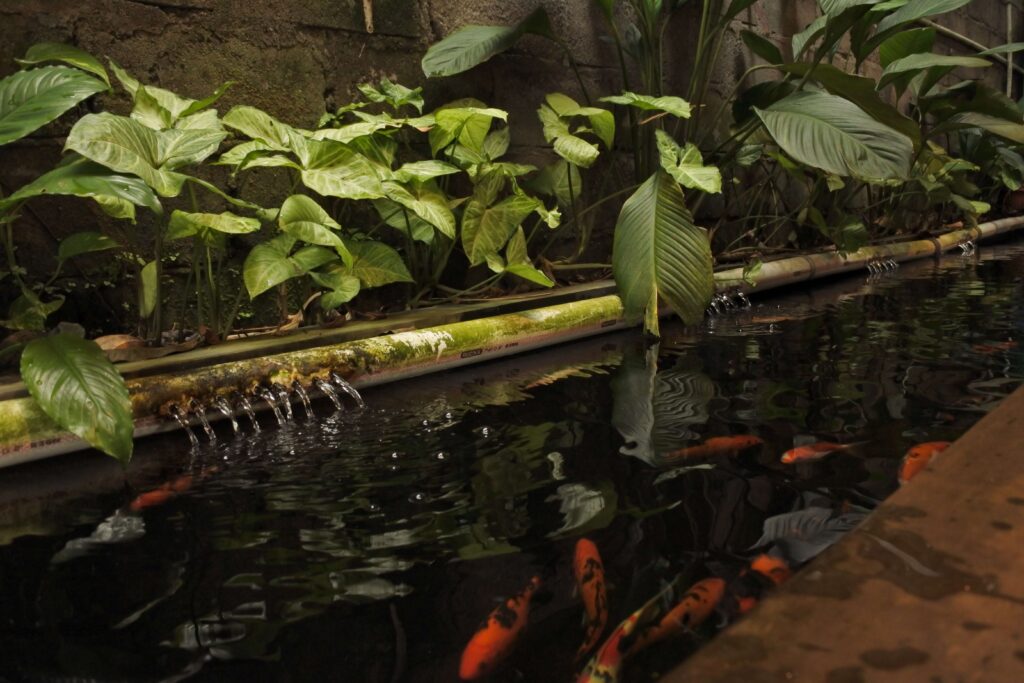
<box><xmin>434</xmin><ymin>451</ymin><xmax>447</xmax><ymax>461</ymax></box>
<box><xmin>422</xmin><ymin>419</ymin><xmax>430</xmax><ymax>427</ymax></box>
<box><xmin>444</xmin><ymin>411</ymin><xmax>453</xmax><ymax>420</ymax></box>
<box><xmin>367</xmin><ymin>502</ymin><xmax>381</xmax><ymax>512</ymax></box>
<box><xmin>409</xmin><ymin>492</ymin><xmax>426</xmax><ymax>503</ymax></box>
<box><xmin>390</xmin><ymin>451</ymin><xmax>400</xmax><ymax>460</ymax></box>
<box><xmin>481</xmin><ymin>426</ymin><xmax>490</xmax><ymax>437</ymax></box>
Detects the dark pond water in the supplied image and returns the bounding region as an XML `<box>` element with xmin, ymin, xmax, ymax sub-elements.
<box><xmin>2</xmin><ymin>242</ymin><xmax>1023</xmax><ymax>683</ymax></box>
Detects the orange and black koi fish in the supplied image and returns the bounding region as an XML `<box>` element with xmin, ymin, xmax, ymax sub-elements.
<box><xmin>574</xmin><ymin>539</ymin><xmax>609</xmax><ymax>661</ymax></box>
<box><xmin>780</xmin><ymin>441</ymin><xmax>863</xmax><ymax>464</ymax></box>
<box><xmin>459</xmin><ymin>576</ymin><xmax>541</xmax><ymax>680</ymax></box>
<box><xmin>750</xmin><ymin>554</ymin><xmax>791</xmax><ymax>586</ymax></box>
<box><xmin>664</xmin><ymin>435</ymin><xmax>764</xmax><ymax>460</ymax></box>
<box><xmin>576</xmin><ymin>609</ymin><xmax>641</xmax><ymax>683</ymax></box>
<box><xmin>898</xmin><ymin>441</ymin><xmax>951</xmax><ymax>485</ymax></box>
<box><xmin>626</xmin><ymin>577</ymin><xmax>725</xmax><ymax>656</ymax></box>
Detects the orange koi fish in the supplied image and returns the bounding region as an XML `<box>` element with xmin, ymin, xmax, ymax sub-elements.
<box><xmin>459</xmin><ymin>576</ymin><xmax>541</xmax><ymax>680</ymax></box>
<box><xmin>750</xmin><ymin>554</ymin><xmax>791</xmax><ymax>586</ymax></box>
<box><xmin>664</xmin><ymin>435</ymin><xmax>764</xmax><ymax>460</ymax></box>
<box><xmin>129</xmin><ymin>474</ymin><xmax>194</xmax><ymax>511</ymax></box>
<box><xmin>898</xmin><ymin>441</ymin><xmax>951</xmax><ymax>485</ymax></box>
<box><xmin>626</xmin><ymin>577</ymin><xmax>726</xmax><ymax>655</ymax></box>
<box><xmin>574</xmin><ymin>539</ymin><xmax>609</xmax><ymax>661</ymax></box>
<box><xmin>972</xmin><ymin>341</ymin><xmax>1018</xmax><ymax>355</ymax></box>
<box><xmin>780</xmin><ymin>441</ymin><xmax>862</xmax><ymax>464</ymax></box>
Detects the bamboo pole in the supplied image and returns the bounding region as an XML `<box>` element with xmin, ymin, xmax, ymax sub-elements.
<box><xmin>1</xmin><ymin>218</ymin><xmax>1022</xmax><ymax>467</ymax></box>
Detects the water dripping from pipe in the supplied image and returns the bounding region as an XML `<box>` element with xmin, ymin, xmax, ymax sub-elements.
<box><xmin>293</xmin><ymin>380</ymin><xmax>314</xmax><ymax>419</ymax></box>
<box><xmin>330</xmin><ymin>372</ymin><xmax>365</xmax><ymax>409</ymax></box>
<box><xmin>258</xmin><ymin>387</ymin><xmax>286</xmax><ymax>426</ymax></box>
<box><xmin>168</xmin><ymin>403</ymin><xmax>199</xmax><ymax>447</ymax></box>
<box><xmin>189</xmin><ymin>400</ymin><xmax>217</xmax><ymax>442</ymax></box>
<box><xmin>274</xmin><ymin>385</ymin><xmax>294</xmax><ymax>421</ymax></box>
<box><xmin>236</xmin><ymin>393</ymin><xmax>260</xmax><ymax>432</ymax></box>
<box><xmin>314</xmin><ymin>377</ymin><xmax>343</xmax><ymax>411</ymax></box>
<box><xmin>213</xmin><ymin>397</ymin><xmax>240</xmax><ymax>434</ymax></box>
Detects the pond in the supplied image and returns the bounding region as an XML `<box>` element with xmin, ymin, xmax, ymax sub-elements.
<box><xmin>1</xmin><ymin>242</ymin><xmax>1023</xmax><ymax>682</ymax></box>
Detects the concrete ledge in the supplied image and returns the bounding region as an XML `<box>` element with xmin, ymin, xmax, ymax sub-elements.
<box><xmin>664</xmin><ymin>386</ymin><xmax>1024</xmax><ymax>682</ymax></box>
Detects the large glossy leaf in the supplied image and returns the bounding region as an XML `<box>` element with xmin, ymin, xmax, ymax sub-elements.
<box><xmin>612</xmin><ymin>171</ymin><xmax>714</xmax><ymax>335</ymax></box>
<box><xmin>755</xmin><ymin>91</ymin><xmax>913</xmax><ymax>181</ymax></box>
<box><xmin>875</xmin><ymin>0</ymin><xmax>972</xmax><ymax>36</ymax></box>
<box><xmin>393</xmin><ymin>160</ymin><xmax>460</xmax><ymax>183</ymax></box>
<box><xmin>780</xmin><ymin>63</ymin><xmax>920</xmax><ymax>147</ymax></box>
<box><xmin>21</xmin><ymin>333</ymin><xmax>133</xmax><ymax>463</ymax></box>
<box><xmin>461</xmin><ymin>194</ymin><xmax>537</xmax><ymax>266</ymax></box>
<box><xmin>343</xmin><ymin>240</ymin><xmax>413</xmax><ymax>287</ymax></box>
<box><xmin>818</xmin><ymin>0</ymin><xmax>883</xmax><ymax>13</ymax></box>
<box><xmin>243</xmin><ymin>235</ymin><xmax>338</xmax><ymax>298</ymax></box>
<box><xmin>879</xmin><ymin>27</ymin><xmax>935</xmax><ymax>67</ymax></box>
<box><xmin>487</xmin><ymin>227</ymin><xmax>554</xmax><ymax>287</ymax></box>
<box><xmin>655</xmin><ymin>130</ymin><xmax>722</xmax><ymax>194</ymax></box>
<box><xmin>421</xmin><ymin>7</ymin><xmax>553</xmax><ymax>77</ymax></box>
<box><xmin>741</xmin><ymin>30</ymin><xmax>783</xmax><ymax>64</ymax></box>
<box><xmin>878</xmin><ymin>53</ymin><xmax>990</xmax><ymax>90</ymax></box>
<box><xmin>543</xmin><ymin>93</ymin><xmax>615</xmax><ymax>148</ymax></box>
<box><xmin>57</xmin><ymin>231</ymin><xmax>119</xmax><ymax>263</ymax></box>
<box><xmin>278</xmin><ymin>194</ymin><xmax>352</xmax><ymax>263</ymax></box>
<box><xmin>0</xmin><ymin>157</ymin><xmax>162</xmax><ymax>217</ymax></box>
<box><xmin>310</xmin><ymin>270</ymin><xmax>361</xmax><ymax>309</ymax></box>
<box><xmin>0</xmin><ymin>66</ymin><xmax>106</xmax><ymax>145</ymax></box>
<box><xmin>65</xmin><ymin>113</ymin><xmax>226</xmax><ymax>196</ymax></box>
<box><xmin>17</xmin><ymin>42</ymin><xmax>110</xmax><ymax>86</ymax></box>
<box><xmin>299</xmin><ymin>138</ymin><xmax>384</xmax><ymax>200</ymax></box>
<box><xmin>382</xmin><ymin>181</ymin><xmax>456</xmax><ymax>239</ymax></box>
<box><xmin>931</xmin><ymin>113</ymin><xmax>1024</xmax><ymax>144</ymax></box>
<box><xmin>373</xmin><ymin>198</ymin><xmax>436</xmax><ymax>243</ymax></box>
<box><xmin>599</xmin><ymin>92</ymin><xmax>692</xmax><ymax>119</ymax></box>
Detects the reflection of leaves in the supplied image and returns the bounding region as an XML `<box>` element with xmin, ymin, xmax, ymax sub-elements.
<box><xmin>611</xmin><ymin>345</ymin><xmax>715</xmax><ymax>466</ymax></box>
<box><xmin>545</xmin><ymin>481</ymin><xmax>617</xmax><ymax>536</ymax></box>
<box><xmin>753</xmin><ymin>506</ymin><xmax>868</xmax><ymax>564</ymax></box>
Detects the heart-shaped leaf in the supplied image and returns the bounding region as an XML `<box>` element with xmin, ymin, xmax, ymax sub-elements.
<box><xmin>0</xmin><ymin>66</ymin><xmax>106</xmax><ymax>145</ymax></box>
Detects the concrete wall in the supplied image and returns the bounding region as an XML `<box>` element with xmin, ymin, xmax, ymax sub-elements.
<box><xmin>0</xmin><ymin>0</ymin><xmax>1019</xmax><ymax>323</ymax></box>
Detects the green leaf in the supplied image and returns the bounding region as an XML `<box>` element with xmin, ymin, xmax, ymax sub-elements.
<box><xmin>372</xmin><ymin>198</ymin><xmax>436</xmax><ymax>243</ymax></box>
<box><xmin>484</xmin><ymin>126</ymin><xmax>511</xmax><ymax>160</ymax></box>
<box><xmin>358</xmin><ymin>77</ymin><xmax>424</xmax><ymax>113</ymax></box>
<box><xmin>167</xmin><ymin>210</ymin><xmax>261</xmax><ymax>247</ymax></box>
<box><xmin>461</xmin><ymin>193</ymin><xmax>538</xmax><ymax>266</ymax></box>
<box><xmin>875</xmin><ymin>0</ymin><xmax>972</xmax><ymax>37</ymax></box>
<box><xmin>343</xmin><ymin>240</ymin><xmax>413</xmax><ymax>287</ymax></box>
<box><xmin>58</xmin><ymin>231</ymin><xmax>119</xmax><ymax>262</ymax></box>
<box><xmin>879</xmin><ymin>27</ymin><xmax>935</xmax><ymax>67</ymax></box>
<box><xmin>139</xmin><ymin>260</ymin><xmax>158</xmax><ymax>318</ymax></box>
<box><xmin>299</xmin><ymin>138</ymin><xmax>385</xmax><ymax>200</ymax></box>
<box><xmin>429</xmin><ymin>105</ymin><xmax>508</xmax><ymax>155</ymax></box>
<box><xmin>818</xmin><ymin>0</ymin><xmax>884</xmax><ymax>13</ymax></box>
<box><xmin>755</xmin><ymin>91</ymin><xmax>913</xmax><ymax>181</ymax></box>
<box><xmin>277</xmin><ymin>194</ymin><xmax>352</xmax><ymax>264</ymax></box>
<box><xmin>932</xmin><ymin>112</ymin><xmax>1024</xmax><ymax>144</ymax></box>
<box><xmin>17</xmin><ymin>42</ymin><xmax>110</xmax><ymax>86</ymax></box>
<box><xmin>780</xmin><ymin>62</ymin><xmax>920</xmax><ymax>147</ymax></box>
<box><xmin>979</xmin><ymin>42</ymin><xmax>1024</xmax><ymax>56</ymax></box>
<box><xmin>0</xmin><ymin>66</ymin><xmax>106</xmax><ymax>145</ymax></box>
<box><xmin>553</xmin><ymin>133</ymin><xmax>601</xmax><ymax>168</ymax></box>
<box><xmin>500</xmin><ymin>227</ymin><xmax>554</xmax><ymax>287</ymax></box>
<box><xmin>21</xmin><ymin>333</ymin><xmax>133</xmax><ymax>463</ymax></box>
<box><xmin>243</xmin><ymin>235</ymin><xmax>338</xmax><ymax>298</ymax></box>
<box><xmin>382</xmin><ymin>181</ymin><xmax>456</xmax><ymax>239</ymax></box>
<box><xmin>792</xmin><ymin>14</ymin><xmax>828</xmax><ymax>60</ymax></box>
<box><xmin>392</xmin><ymin>160</ymin><xmax>461</xmax><ymax>183</ymax></box>
<box><xmin>222</xmin><ymin>105</ymin><xmax>296</xmax><ymax>150</ymax></box>
<box><xmin>421</xmin><ymin>6</ymin><xmax>553</xmax><ymax>77</ymax></box>
<box><xmin>64</xmin><ymin>113</ymin><xmax>226</xmax><ymax>196</ymax></box>
<box><xmin>131</xmin><ymin>85</ymin><xmax>174</xmax><ymax>130</ymax></box>
<box><xmin>741</xmin><ymin>30</ymin><xmax>783</xmax><ymax>64</ymax></box>
<box><xmin>311</xmin><ymin>270</ymin><xmax>361</xmax><ymax>308</ymax></box>
<box><xmin>612</xmin><ymin>171</ymin><xmax>714</xmax><ymax>334</ymax></box>
<box><xmin>878</xmin><ymin>53</ymin><xmax>990</xmax><ymax>90</ymax></box>
<box><xmin>656</xmin><ymin>130</ymin><xmax>722</xmax><ymax>194</ymax></box>
<box><xmin>526</xmin><ymin>159</ymin><xmax>582</xmax><ymax>208</ymax></box>
<box><xmin>0</xmin><ymin>157</ymin><xmax>162</xmax><ymax>217</ymax></box>
<box><xmin>599</xmin><ymin>92</ymin><xmax>692</xmax><ymax>118</ymax></box>
<box><xmin>5</xmin><ymin>292</ymin><xmax>63</xmax><ymax>331</ymax></box>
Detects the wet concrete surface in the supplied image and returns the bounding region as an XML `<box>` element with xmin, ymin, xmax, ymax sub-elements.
<box><xmin>664</xmin><ymin>386</ymin><xmax>1024</xmax><ymax>682</ymax></box>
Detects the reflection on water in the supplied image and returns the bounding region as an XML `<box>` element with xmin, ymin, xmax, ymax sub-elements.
<box><xmin>1</xmin><ymin>244</ymin><xmax>1023</xmax><ymax>681</ymax></box>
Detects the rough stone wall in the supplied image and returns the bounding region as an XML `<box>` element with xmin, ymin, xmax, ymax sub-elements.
<box><xmin>0</xmin><ymin>0</ymin><xmax>1019</xmax><ymax>317</ymax></box>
